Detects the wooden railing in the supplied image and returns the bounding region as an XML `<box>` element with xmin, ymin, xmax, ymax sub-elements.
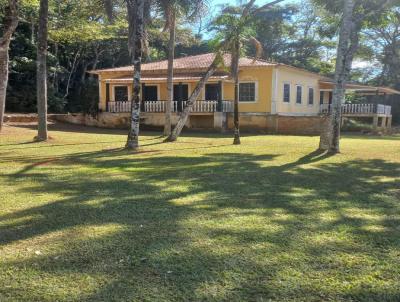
<box><xmin>320</xmin><ymin>103</ymin><xmax>392</xmax><ymax>116</ymax></box>
<box><xmin>107</xmin><ymin>100</ymin><xmax>234</xmax><ymax>113</ymax></box>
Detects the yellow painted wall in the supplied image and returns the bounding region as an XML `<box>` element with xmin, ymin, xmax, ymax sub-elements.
<box><xmin>223</xmin><ymin>67</ymin><xmax>273</xmax><ymax>113</ymax></box>
<box><xmin>276</xmin><ymin>67</ymin><xmax>321</xmax><ymax>115</ymax></box>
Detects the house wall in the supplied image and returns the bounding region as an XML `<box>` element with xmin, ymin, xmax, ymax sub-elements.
<box><xmin>97</xmin><ymin>66</ymin><xmax>274</xmax><ymax>114</ymax></box>
<box><xmin>222</xmin><ymin>67</ymin><xmax>274</xmax><ymax>113</ymax></box>
<box><xmin>55</xmin><ymin>112</ymin><xmax>324</xmax><ymax>135</ymax></box>
<box><xmin>275</xmin><ymin>66</ymin><xmax>321</xmax><ymax>115</ymax></box>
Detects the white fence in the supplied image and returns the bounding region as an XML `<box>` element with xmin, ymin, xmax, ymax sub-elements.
<box><xmin>107</xmin><ymin>100</ymin><xmax>234</xmax><ymax>113</ymax></box>
<box><xmin>320</xmin><ymin>103</ymin><xmax>392</xmax><ymax>116</ymax></box>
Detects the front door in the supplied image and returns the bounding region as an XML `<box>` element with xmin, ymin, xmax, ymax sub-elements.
<box><xmin>173</xmin><ymin>84</ymin><xmax>189</xmax><ymax>112</ymax></box>
<box><xmin>205</xmin><ymin>84</ymin><xmax>220</xmax><ymax>100</ymax></box>
<box><xmin>143</xmin><ymin>85</ymin><xmax>158</xmax><ymax>101</ymax></box>
<box><xmin>114</xmin><ymin>86</ymin><xmax>128</xmax><ymax>102</ymax></box>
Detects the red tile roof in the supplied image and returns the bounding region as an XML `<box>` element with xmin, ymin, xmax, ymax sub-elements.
<box><xmin>320</xmin><ymin>81</ymin><xmax>400</xmax><ymax>95</ymax></box>
<box><xmin>90</xmin><ymin>53</ymin><xmax>276</xmax><ymax>74</ymax></box>
<box><xmin>107</xmin><ymin>74</ymin><xmax>230</xmax><ymax>83</ymax></box>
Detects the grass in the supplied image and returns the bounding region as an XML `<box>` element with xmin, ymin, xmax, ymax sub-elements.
<box><xmin>0</xmin><ymin>123</ymin><xmax>400</xmax><ymax>302</ymax></box>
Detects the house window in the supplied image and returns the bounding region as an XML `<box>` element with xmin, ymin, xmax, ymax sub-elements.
<box><xmin>283</xmin><ymin>83</ymin><xmax>290</xmax><ymax>103</ymax></box>
<box><xmin>329</xmin><ymin>92</ymin><xmax>333</xmax><ymax>104</ymax></box>
<box><xmin>114</xmin><ymin>86</ymin><xmax>128</xmax><ymax>102</ymax></box>
<box><xmin>308</xmin><ymin>87</ymin><xmax>314</xmax><ymax>105</ymax></box>
<box><xmin>296</xmin><ymin>85</ymin><xmax>302</xmax><ymax>104</ymax></box>
<box><xmin>320</xmin><ymin>91</ymin><xmax>324</xmax><ymax>104</ymax></box>
<box><xmin>239</xmin><ymin>82</ymin><xmax>256</xmax><ymax>102</ymax></box>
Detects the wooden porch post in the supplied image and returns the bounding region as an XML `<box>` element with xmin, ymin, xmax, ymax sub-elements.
<box><xmin>141</xmin><ymin>83</ymin><xmax>145</xmax><ymax>112</ymax></box>
<box><xmin>217</xmin><ymin>81</ymin><xmax>223</xmax><ymax>112</ymax></box>
<box><xmin>178</xmin><ymin>82</ymin><xmax>183</xmax><ymax>112</ymax></box>
<box><xmin>387</xmin><ymin>116</ymin><xmax>392</xmax><ymax>130</ymax></box>
<box><xmin>381</xmin><ymin>116</ymin><xmax>387</xmax><ymax>128</ymax></box>
<box><xmin>106</xmin><ymin>83</ymin><xmax>110</xmax><ymax>112</ymax></box>
<box><xmin>373</xmin><ymin>115</ymin><xmax>379</xmax><ymax>131</ymax></box>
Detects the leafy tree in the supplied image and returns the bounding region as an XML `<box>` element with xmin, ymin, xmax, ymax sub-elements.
<box><xmin>154</xmin><ymin>0</ymin><xmax>208</xmax><ymax>136</ymax></box>
<box><xmin>244</xmin><ymin>1</ymin><xmax>336</xmax><ymax>75</ymax></box>
<box><xmin>362</xmin><ymin>8</ymin><xmax>400</xmax><ymax>88</ymax></box>
<box><xmin>316</xmin><ymin>0</ymin><xmax>398</xmax><ymax>153</ymax></box>
<box><xmin>212</xmin><ymin>0</ymin><xmax>284</xmax><ymax>145</ymax></box>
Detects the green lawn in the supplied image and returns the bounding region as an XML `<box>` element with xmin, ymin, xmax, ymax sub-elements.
<box><xmin>1</xmin><ymin>124</ymin><xmax>399</xmax><ymax>302</ymax></box>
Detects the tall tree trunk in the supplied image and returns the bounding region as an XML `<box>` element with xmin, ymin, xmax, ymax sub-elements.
<box><xmin>166</xmin><ymin>59</ymin><xmax>219</xmax><ymax>142</ymax></box>
<box><xmin>52</xmin><ymin>42</ymin><xmax>59</xmax><ymax>92</ymax></box>
<box><xmin>232</xmin><ymin>41</ymin><xmax>241</xmax><ymax>145</ymax></box>
<box><xmin>0</xmin><ymin>0</ymin><xmax>19</xmax><ymax>132</ymax></box>
<box><xmin>163</xmin><ymin>9</ymin><xmax>176</xmax><ymax>136</ymax></box>
<box><xmin>63</xmin><ymin>48</ymin><xmax>81</xmax><ymax>100</ymax></box>
<box><xmin>36</xmin><ymin>0</ymin><xmax>49</xmax><ymax>141</ymax></box>
<box><xmin>126</xmin><ymin>0</ymin><xmax>144</xmax><ymax>150</ymax></box>
<box><xmin>103</xmin><ymin>0</ymin><xmax>114</xmax><ymax>23</ymax></box>
<box><xmin>319</xmin><ymin>0</ymin><xmax>357</xmax><ymax>153</ymax></box>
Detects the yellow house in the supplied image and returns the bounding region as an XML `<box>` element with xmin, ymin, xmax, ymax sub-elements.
<box><xmin>87</xmin><ymin>53</ymin><xmax>397</xmax><ymax>133</ymax></box>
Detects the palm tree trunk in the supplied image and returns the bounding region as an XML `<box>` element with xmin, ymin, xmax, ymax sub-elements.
<box><xmin>163</xmin><ymin>10</ymin><xmax>176</xmax><ymax>136</ymax></box>
<box><xmin>36</xmin><ymin>0</ymin><xmax>49</xmax><ymax>141</ymax></box>
<box><xmin>0</xmin><ymin>0</ymin><xmax>19</xmax><ymax>132</ymax></box>
<box><xmin>233</xmin><ymin>73</ymin><xmax>240</xmax><ymax>145</ymax></box>
<box><xmin>166</xmin><ymin>59</ymin><xmax>219</xmax><ymax>142</ymax></box>
<box><xmin>126</xmin><ymin>0</ymin><xmax>144</xmax><ymax>150</ymax></box>
<box><xmin>319</xmin><ymin>0</ymin><xmax>356</xmax><ymax>153</ymax></box>
<box><xmin>232</xmin><ymin>42</ymin><xmax>241</xmax><ymax>145</ymax></box>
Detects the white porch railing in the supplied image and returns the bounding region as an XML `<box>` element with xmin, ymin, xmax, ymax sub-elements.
<box><xmin>144</xmin><ymin>101</ymin><xmax>166</xmax><ymax>112</ymax></box>
<box><xmin>377</xmin><ymin>104</ymin><xmax>392</xmax><ymax>115</ymax></box>
<box><xmin>320</xmin><ymin>103</ymin><xmax>392</xmax><ymax>116</ymax></box>
<box><xmin>107</xmin><ymin>101</ymin><xmax>131</xmax><ymax>113</ymax></box>
<box><xmin>107</xmin><ymin>100</ymin><xmax>234</xmax><ymax>113</ymax></box>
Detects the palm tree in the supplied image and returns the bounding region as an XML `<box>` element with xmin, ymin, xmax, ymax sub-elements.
<box><xmin>126</xmin><ymin>0</ymin><xmax>145</xmax><ymax>150</ymax></box>
<box><xmin>0</xmin><ymin>0</ymin><xmax>19</xmax><ymax>132</ymax></box>
<box><xmin>211</xmin><ymin>2</ymin><xmax>264</xmax><ymax>145</ymax></box>
<box><xmin>166</xmin><ymin>0</ymin><xmax>284</xmax><ymax>143</ymax></box>
<box><xmin>157</xmin><ymin>0</ymin><xmax>207</xmax><ymax>136</ymax></box>
<box><xmin>36</xmin><ymin>0</ymin><xmax>49</xmax><ymax>141</ymax></box>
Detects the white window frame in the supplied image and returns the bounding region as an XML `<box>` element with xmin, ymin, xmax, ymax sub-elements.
<box><xmin>296</xmin><ymin>84</ymin><xmax>303</xmax><ymax>105</ymax></box>
<box><xmin>319</xmin><ymin>90</ymin><xmax>325</xmax><ymax>105</ymax></box>
<box><xmin>283</xmin><ymin>82</ymin><xmax>291</xmax><ymax>103</ymax></box>
<box><xmin>308</xmin><ymin>87</ymin><xmax>315</xmax><ymax>106</ymax></box>
<box><xmin>112</xmin><ymin>85</ymin><xmax>130</xmax><ymax>102</ymax></box>
<box><xmin>238</xmin><ymin>81</ymin><xmax>258</xmax><ymax>103</ymax></box>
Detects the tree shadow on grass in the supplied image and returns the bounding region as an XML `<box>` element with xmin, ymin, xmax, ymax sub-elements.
<box><xmin>0</xmin><ymin>150</ymin><xmax>399</xmax><ymax>301</ymax></box>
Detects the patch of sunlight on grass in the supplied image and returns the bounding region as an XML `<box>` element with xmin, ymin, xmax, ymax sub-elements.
<box><xmin>361</xmin><ymin>225</ymin><xmax>387</xmax><ymax>233</ymax></box>
<box><xmin>78</xmin><ymin>224</ymin><xmax>128</xmax><ymax>239</ymax></box>
<box><xmin>169</xmin><ymin>192</ymin><xmax>212</xmax><ymax>206</ymax></box>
